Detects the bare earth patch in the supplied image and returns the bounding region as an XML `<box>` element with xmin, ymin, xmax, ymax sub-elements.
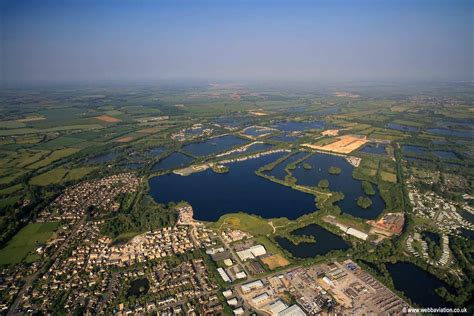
<box><xmin>115</xmin><ymin>136</ymin><xmax>134</xmax><ymax>143</ymax></box>
<box><xmin>17</xmin><ymin>116</ymin><xmax>45</xmax><ymax>122</ymax></box>
<box><xmin>321</xmin><ymin>129</ymin><xmax>340</xmax><ymax>136</ymax></box>
<box><xmin>95</xmin><ymin>115</ymin><xmax>122</xmax><ymax>123</ymax></box>
<box><xmin>248</xmin><ymin>111</ymin><xmax>268</xmax><ymax>116</ymax></box>
<box><xmin>302</xmin><ymin>135</ymin><xmax>368</xmax><ymax>154</ymax></box>
<box><xmin>261</xmin><ymin>254</ymin><xmax>290</xmax><ymax>269</ymax></box>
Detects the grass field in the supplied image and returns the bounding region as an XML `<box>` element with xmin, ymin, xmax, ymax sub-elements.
<box><xmin>27</xmin><ymin>148</ymin><xmax>80</xmax><ymax>169</ymax></box>
<box><xmin>0</xmin><ymin>184</ymin><xmax>22</xmax><ymax>195</ymax></box>
<box><xmin>211</xmin><ymin>213</ymin><xmax>273</xmax><ymax>236</ymax></box>
<box><xmin>0</xmin><ymin>222</ymin><xmax>60</xmax><ymax>265</ymax></box>
<box><xmin>35</xmin><ymin>136</ymin><xmax>85</xmax><ymax>150</ymax></box>
<box><xmin>30</xmin><ymin>167</ymin><xmax>68</xmax><ymax>185</ymax></box>
<box><xmin>380</xmin><ymin>171</ymin><xmax>397</xmax><ymax>183</ymax></box>
<box><xmin>0</xmin><ymin>195</ymin><xmax>21</xmax><ymax>208</ymax></box>
<box><xmin>63</xmin><ymin>166</ymin><xmax>98</xmax><ymax>181</ymax></box>
<box><xmin>30</xmin><ymin>166</ymin><xmax>97</xmax><ymax>186</ymax></box>
<box><xmin>0</xmin><ymin>124</ymin><xmax>103</xmax><ymax>136</ymax></box>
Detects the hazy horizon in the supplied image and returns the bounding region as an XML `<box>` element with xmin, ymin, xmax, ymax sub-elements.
<box><xmin>1</xmin><ymin>0</ymin><xmax>473</xmax><ymax>85</ymax></box>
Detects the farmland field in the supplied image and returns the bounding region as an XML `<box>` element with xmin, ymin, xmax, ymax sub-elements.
<box><xmin>0</xmin><ymin>222</ymin><xmax>60</xmax><ymax>265</ymax></box>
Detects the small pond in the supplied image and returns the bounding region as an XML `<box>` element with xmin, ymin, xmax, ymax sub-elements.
<box><xmin>126</xmin><ymin>278</ymin><xmax>150</xmax><ymax>298</ymax></box>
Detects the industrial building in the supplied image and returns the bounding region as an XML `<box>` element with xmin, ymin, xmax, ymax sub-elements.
<box><xmin>236</xmin><ymin>244</ymin><xmax>267</xmax><ymax>261</ymax></box>
<box><xmin>241</xmin><ymin>280</ymin><xmax>264</xmax><ymax>293</ymax></box>
<box><xmin>278</xmin><ymin>304</ymin><xmax>307</xmax><ymax>316</ymax></box>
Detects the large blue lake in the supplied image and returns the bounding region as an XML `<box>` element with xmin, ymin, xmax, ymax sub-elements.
<box><xmin>291</xmin><ymin>153</ymin><xmax>385</xmax><ymax>219</ymax></box>
<box><xmin>275</xmin><ymin>224</ymin><xmax>350</xmax><ymax>258</ymax></box>
<box><xmin>148</xmin><ymin>152</ymin><xmax>317</xmax><ymax>221</ymax></box>
<box><xmin>182</xmin><ymin>135</ymin><xmax>248</xmax><ymax>157</ymax></box>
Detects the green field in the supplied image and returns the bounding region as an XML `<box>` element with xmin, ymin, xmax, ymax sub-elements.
<box><xmin>29</xmin><ymin>167</ymin><xmax>69</xmax><ymax>185</ymax></box>
<box><xmin>27</xmin><ymin>148</ymin><xmax>80</xmax><ymax>169</ymax></box>
<box><xmin>0</xmin><ymin>222</ymin><xmax>60</xmax><ymax>265</ymax></box>
<box><xmin>30</xmin><ymin>165</ymin><xmax>98</xmax><ymax>186</ymax></box>
<box><xmin>63</xmin><ymin>166</ymin><xmax>98</xmax><ymax>181</ymax></box>
<box><xmin>0</xmin><ymin>183</ymin><xmax>22</xmax><ymax>195</ymax></box>
<box><xmin>210</xmin><ymin>212</ymin><xmax>273</xmax><ymax>236</ymax></box>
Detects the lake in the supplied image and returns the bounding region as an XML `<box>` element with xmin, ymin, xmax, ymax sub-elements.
<box><xmin>460</xmin><ymin>210</ymin><xmax>474</xmax><ymax>224</ymax></box>
<box><xmin>275</xmin><ymin>224</ymin><xmax>350</xmax><ymax>258</ymax></box>
<box><xmin>403</xmin><ymin>146</ymin><xmax>460</xmax><ymax>161</ymax></box>
<box><xmin>148</xmin><ymin>152</ymin><xmax>317</xmax><ymax>221</ymax></box>
<box><xmin>222</xmin><ymin>142</ymin><xmax>273</xmax><ymax>159</ymax></box>
<box><xmin>148</xmin><ymin>146</ymin><xmax>166</xmax><ymax>156</ymax></box>
<box><xmin>274</xmin><ymin>120</ymin><xmax>326</xmax><ymax>132</ymax></box>
<box><xmin>182</xmin><ymin>135</ymin><xmax>248</xmax><ymax>157</ymax></box>
<box><xmin>87</xmin><ymin>152</ymin><xmax>118</xmax><ymax>164</ymax></box>
<box><xmin>387</xmin><ymin>262</ymin><xmax>452</xmax><ymax>308</ymax></box>
<box><xmin>427</xmin><ymin>128</ymin><xmax>474</xmax><ymax>138</ymax></box>
<box><xmin>264</xmin><ymin>151</ymin><xmax>309</xmax><ymax>180</ymax></box>
<box><xmin>152</xmin><ymin>152</ymin><xmax>194</xmax><ymax>171</ymax></box>
<box><xmin>269</xmin><ymin>133</ymin><xmax>299</xmax><ymax>142</ymax></box>
<box><xmin>121</xmin><ymin>162</ymin><xmax>143</xmax><ymax>169</ymax></box>
<box><xmin>360</xmin><ymin>143</ymin><xmax>386</xmax><ymax>155</ymax></box>
<box><xmin>432</xmin><ymin>150</ymin><xmax>457</xmax><ymax>159</ymax></box>
<box><xmin>243</xmin><ymin>126</ymin><xmax>274</xmax><ymax>137</ymax></box>
<box><xmin>387</xmin><ymin>123</ymin><xmax>419</xmax><ymax>132</ymax></box>
<box><xmin>402</xmin><ymin>145</ymin><xmax>425</xmax><ymax>155</ymax></box>
<box><xmin>423</xmin><ymin>231</ymin><xmax>440</xmax><ymax>246</ymax></box>
<box><xmin>291</xmin><ymin>153</ymin><xmax>385</xmax><ymax>219</ymax></box>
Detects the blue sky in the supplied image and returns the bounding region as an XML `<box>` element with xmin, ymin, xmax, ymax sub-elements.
<box><xmin>1</xmin><ymin>0</ymin><xmax>472</xmax><ymax>83</ymax></box>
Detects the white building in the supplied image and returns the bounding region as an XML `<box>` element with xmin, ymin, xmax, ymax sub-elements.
<box><xmin>278</xmin><ymin>305</ymin><xmax>307</xmax><ymax>316</ymax></box>
<box><xmin>236</xmin><ymin>244</ymin><xmax>267</xmax><ymax>261</ymax></box>
<box><xmin>227</xmin><ymin>298</ymin><xmax>239</xmax><ymax>306</ymax></box>
<box><xmin>251</xmin><ymin>293</ymin><xmax>269</xmax><ymax>305</ymax></box>
<box><xmin>265</xmin><ymin>299</ymin><xmax>288</xmax><ymax>316</ymax></box>
<box><xmin>222</xmin><ymin>289</ymin><xmax>233</xmax><ymax>298</ymax></box>
<box><xmin>235</xmin><ymin>271</ymin><xmax>247</xmax><ymax>279</ymax></box>
<box><xmin>241</xmin><ymin>280</ymin><xmax>264</xmax><ymax>293</ymax></box>
<box><xmin>346</xmin><ymin>227</ymin><xmax>368</xmax><ymax>240</ymax></box>
<box><xmin>217</xmin><ymin>268</ymin><xmax>231</xmax><ymax>282</ymax></box>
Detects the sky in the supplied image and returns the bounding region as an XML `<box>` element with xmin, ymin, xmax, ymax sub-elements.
<box><xmin>1</xmin><ymin>0</ymin><xmax>472</xmax><ymax>84</ymax></box>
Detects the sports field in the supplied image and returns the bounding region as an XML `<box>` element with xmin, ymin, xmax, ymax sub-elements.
<box><xmin>0</xmin><ymin>222</ymin><xmax>60</xmax><ymax>265</ymax></box>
